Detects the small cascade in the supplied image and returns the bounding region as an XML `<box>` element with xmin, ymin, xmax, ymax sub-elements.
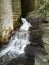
<box><xmin>0</xmin><ymin>18</ymin><xmax>31</xmax><ymax>65</ymax></box>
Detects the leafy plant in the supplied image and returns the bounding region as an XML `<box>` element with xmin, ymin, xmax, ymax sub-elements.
<box><xmin>39</xmin><ymin>2</ymin><xmax>49</xmax><ymax>18</ymax></box>
<box><xmin>44</xmin><ymin>55</ymin><xmax>49</xmax><ymax>60</ymax></box>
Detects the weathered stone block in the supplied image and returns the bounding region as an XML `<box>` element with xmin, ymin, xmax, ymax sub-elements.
<box><xmin>12</xmin><ymin>0</ymin><xmax>21</xmax><ymax>29</ymax></box>
<box><xmin>0</xmin><ymin>0</ymin><xmax>13</xmax><ymax>43</ymax></box>
<box><xmin>0</xmin><ymin>0</ymin><xmax>21</xmax><ymax>43</ymax></box>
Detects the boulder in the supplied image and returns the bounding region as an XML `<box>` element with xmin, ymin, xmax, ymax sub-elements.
<box><xmin>40</xmin><ymin>23</ymin><xmax>49</xmax><ymax>54</ymax></box>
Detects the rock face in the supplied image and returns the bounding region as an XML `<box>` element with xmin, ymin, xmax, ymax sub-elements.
<box><xmin>12</xmin><ymin>0</ymin><xmax>21</xmax><ymax>29</ymax></box>
<box><xmin>0</xmin><ymin>0</ymin><xmax>13</xmax><ymax>43</ymax></box>
<box><xmin>40</xmin><ymin>23</ymin><xmax>49</xmax><ymax>54</ymax></box>
<box><xmin>0</xmin><ymin>0</ymin><xmax>21</xmax><ymax>43</ymax></box>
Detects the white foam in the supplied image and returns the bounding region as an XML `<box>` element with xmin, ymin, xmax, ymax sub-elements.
<box><xmin>0</xmin><ymin>18</ymin><xmax>31</xmax><ymax>59</ymax></box>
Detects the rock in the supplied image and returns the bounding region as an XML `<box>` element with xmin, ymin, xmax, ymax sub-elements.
<box><xmin>26</xmin><ymin>11</ymin><xmax>45</xmax><ymax>21</ymax></box>
<box><xmin>0</xmin><ymin>0</ymin><xmax>21</xmax><ymax>44</ymax></box>
<box><xmin>40</xmin><ymin>23</ymin><xmax>49</xmax><ymax>54</ymax></box>
<box><xmin>44</xmin><ymin>44</ymin><xmax>49</xmax><ymax>54</ymax></box>
<box><xmin>35</xmin><ymin>59</ymin><xmax>40</xmax><ymax>65</ymax></box>
<box><xmin>12</xmin><ymin>0</ymin><xmax>21</xmax><ymax>29</ymax></box>
<box><xmin>35</xmin><ymin>58</ymin><xmax>48</xmax><ymax>65</ymax></box>
<box><xmin>0</xmin><ymin>0</ymin><xmax>13</xmax><ymax>43</ymax></box>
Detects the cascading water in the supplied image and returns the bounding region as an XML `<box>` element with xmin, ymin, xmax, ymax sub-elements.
<box><xmin>0</xmin><ymin>18</ymin><xmax>31</xmax><ymax>65</ymax></box>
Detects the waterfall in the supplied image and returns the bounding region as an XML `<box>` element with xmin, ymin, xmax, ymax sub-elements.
<box><xmin>0</xmin><ymin>18</ymin><xmax>31</xmax><ymax>65</ymax></box>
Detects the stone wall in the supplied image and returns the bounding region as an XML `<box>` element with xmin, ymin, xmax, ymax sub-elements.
<box><xmin>12</xmin><ymin>0</ymin><xmax>21</xmax><ymax>29</ymax></box>
<box><xmin>0</xmin><ymin>0</ymin><xmax>13</xmax><ymax>43</ymax></box>
<box><xmin>0</xmin><ymin>0</ymin><xmax>21</xmax><ymax>43</ymax></box>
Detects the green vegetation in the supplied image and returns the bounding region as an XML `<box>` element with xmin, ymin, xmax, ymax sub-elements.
<box><xmin>44</xmin><ymin>55</ymin><xmax>49</xmax><ymax>65</ymax></box>
<box><xmin>39</xmin><ymin>2</ymin><xmax>49</xmax><ymax>19</ymax></box>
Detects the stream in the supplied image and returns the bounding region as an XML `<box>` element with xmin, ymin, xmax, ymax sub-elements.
<box><xmin>0</xmin><ymin>18</ymin><xmax>31</xmax><ymax>65</ymax></box>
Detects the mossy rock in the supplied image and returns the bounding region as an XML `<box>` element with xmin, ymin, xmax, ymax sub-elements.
<box><xmin>26</xmin><ymin>11</ymin><xmax>45</xmax><ymax>20</ymax></box>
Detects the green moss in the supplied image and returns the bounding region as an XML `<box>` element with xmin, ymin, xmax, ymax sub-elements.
<box><xmin>43</xmin><ymin>55</ymin><xmax>49</xmax><ymax>65</ymax></box>
<box><xmin>39</xmin><ymin>2</ymin><xmax>49</xmax><ymax>19</ymax></box>
<box><xmin>44</xmin><ymin>55</ymin><xmax>49</xmax><ymax>60</ymax></box>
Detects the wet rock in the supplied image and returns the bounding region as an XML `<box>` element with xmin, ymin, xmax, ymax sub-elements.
<box><xmin>7</xmin><ymin>55</ymin><xmax>34</xmax><ymax>65</ymax></box>
<box><xmin>26</xmin><ymin>18</ymin><xmax>40</xmax><ymax>30</ymax></box>
<box><xmin>26</xmin><ymin>17</ymin><xmax>45</xmax><ymax>48</ymax></box>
